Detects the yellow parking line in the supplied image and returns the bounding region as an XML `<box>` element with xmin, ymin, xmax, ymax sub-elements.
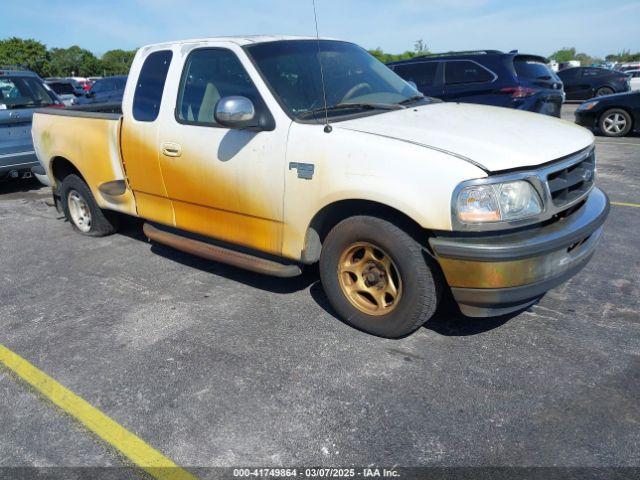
<box><xmin>611</xmin><ymin>201</ymin><xmax>640</xmax><ymax>208</ymax></box>
<box><xmin>0</xmin><ymin>344</ymin><xmax>197</xmax><ymax>480</ymax></box>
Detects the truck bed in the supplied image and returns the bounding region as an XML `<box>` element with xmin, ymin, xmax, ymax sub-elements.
<box><xmin>32</xmin><ymin>103</ymin><xmax>137</xmax><ymax>216</ymax></box>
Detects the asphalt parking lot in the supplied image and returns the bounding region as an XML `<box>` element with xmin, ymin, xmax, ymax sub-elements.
<box><xmin>1</xmin><ymin>103</ymin><xmax>639</xmax><ymax>476</ymax></box>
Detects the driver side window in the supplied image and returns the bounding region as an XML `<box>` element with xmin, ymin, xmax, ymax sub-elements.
<box><xmin>176</xmin><ymin>48</ymin><xmax>261</xmax><ymax>126</ymax></box>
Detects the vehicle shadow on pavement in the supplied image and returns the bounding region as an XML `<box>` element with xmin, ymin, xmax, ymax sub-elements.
<box><xmin>0</xmin><ymin>178</ymin><xmax>44</xmax><ymax>195</ymax></box>
<box><xmin>309</xmin><ymin>281</ymin><xmax>519</xmax><ymax>338</ymax></box>
<box><xmin>422</xmin><ymin>299</ymin><xmax>519</xmax><ymax>337</ymax></box>
<box><xmin>117</xmin><ymin>217</ymin><xmax>522</xmax><ymax>332</ymax></box>
<box><xmin>117</xmin><ymin>216</ymin><xmax>318</xmax><ymax>294</ymax></box>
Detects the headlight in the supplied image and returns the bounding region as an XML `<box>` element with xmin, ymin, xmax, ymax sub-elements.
<box><xmin>455</xmin><ymin>180</ymin><xmax>542</xmax><ymax>224</ymax></box>
<box><xmin>577</xmin><ymin>100</ymin><xmax>599</xmax><ymax>111</ymax></box>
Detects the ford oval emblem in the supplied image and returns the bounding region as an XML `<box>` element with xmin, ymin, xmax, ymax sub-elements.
<box><xmin>583</xmin><ymin>169</ymin><xmax>593</xmax><ymax>182</ymax></box>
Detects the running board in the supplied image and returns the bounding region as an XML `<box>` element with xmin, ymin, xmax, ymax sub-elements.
<box><xmin>143</xmin><ymin>223</ymin><xmax>302</xmax><ymax>278</ymax></box>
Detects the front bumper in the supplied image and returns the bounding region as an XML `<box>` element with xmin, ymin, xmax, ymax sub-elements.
<box><xmin>429</xmin><ymin>188</ymin><xmax>609</xmax><ymax>317</ymax></box>
<box><xmin>574</xmin><ymin>110</ymin><xmax>598</xmax><ymax>130</ymax></box>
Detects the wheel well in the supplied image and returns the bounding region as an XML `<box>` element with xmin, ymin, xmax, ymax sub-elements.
<box><xmin>302</xmin><ymin>199</ymin><xmax>429</xmax><ymax>263</ymax></box>
<box><xmin>50</xmin><ymin>157</ymin><xmax>85</xmax><ymax>186</ymax></box>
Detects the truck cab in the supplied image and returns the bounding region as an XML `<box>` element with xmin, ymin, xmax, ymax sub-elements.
<box><xmin>32</xmin><ymin>37</ymin><xmax>609</xmax><ymax>338</ymax></box>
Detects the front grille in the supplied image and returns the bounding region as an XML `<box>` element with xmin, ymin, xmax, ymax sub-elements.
<box><xmin>546</xmin><ymin>149</ymin><xmax>595</xmax><ymax>207</ymax></box>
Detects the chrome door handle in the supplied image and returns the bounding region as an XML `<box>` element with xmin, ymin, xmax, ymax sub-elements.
<box><xmin>161</xmin><ymin>142</ymin><xmax>182</xmax><ymax>157</ymax></box>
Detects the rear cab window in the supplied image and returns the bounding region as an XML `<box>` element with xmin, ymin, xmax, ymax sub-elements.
<box><xmin>445</xmin><ymin>61</ymin><xmax>494</xmax><ymax>85</ymax></box>
<box><xmin>133</xmin><ymin>50</ymin><xmax>173</xmax><ymax>122</ymax></box>
<box><xmin>0</xmin><ymin>76</ymin><xmax>57</xmax><ymax>110</ymax></box>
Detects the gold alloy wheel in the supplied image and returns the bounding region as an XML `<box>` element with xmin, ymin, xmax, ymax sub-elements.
<box><xmin>337</xmin><ymin>241</ymin><xmax>403</xmax><ymax>316</ymax></box>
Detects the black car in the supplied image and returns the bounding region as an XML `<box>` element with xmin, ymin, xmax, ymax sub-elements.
<box><xmin>574</xmin><ymin>91</ymin><xmax>639</xmax><ymax>137</ymax></box>
<box><xmin>44</xmin><ymin>78</ymin><xmax>85</xmax><ymax>106</ymax></box>
<box><xmin>557</xmin><ymin>67</ymin><xmax>630</xmax><ymax>100</ymax></box>
<box><xmin>387</xmin><ymin>50</ymin><xmax>564</xmax><ymax>117</ymax></box>
<box><xmin>76</xmin><ymin>75</ymin><xmax>127</xmax><ymax>105</ymax></box>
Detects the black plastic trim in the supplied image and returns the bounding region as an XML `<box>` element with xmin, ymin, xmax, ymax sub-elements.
<box><xmin>30</xmin><ymin>165</ymin><xmax>46</xmax><ymax>175</ymax></box>
<box><xmin>35</xmin><ymin>105</ymin><xmax>122</xmax><ymax>120</ymax></box>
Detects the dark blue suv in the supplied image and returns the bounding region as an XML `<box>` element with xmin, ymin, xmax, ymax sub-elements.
<box><xmin>388</xmin><ymin>50</ymin><xmax>564</xmax><ymax>117</ymax></box>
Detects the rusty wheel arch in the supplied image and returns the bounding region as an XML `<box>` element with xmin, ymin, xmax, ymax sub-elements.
<box><xmin>302</xmin><ymin>199</ymin><xmax>432</xmax><ymax>264</ymax></box>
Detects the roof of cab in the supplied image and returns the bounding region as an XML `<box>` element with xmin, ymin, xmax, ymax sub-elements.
<box><xmin>142</xmin><ymin>35</ymin><xmax>328</xmax><ymax>49</ymax></box>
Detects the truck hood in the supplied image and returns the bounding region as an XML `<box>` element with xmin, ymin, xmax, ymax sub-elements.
<box><xmin>337</xmin><ymin>102</ymin><xmax>593</xmax><ymax>172</ymax></box>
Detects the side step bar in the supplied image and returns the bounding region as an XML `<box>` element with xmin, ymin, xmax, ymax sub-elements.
<box><xmin>143</xmin><ymin>223</ymin><xmax>302</xmax><ymax>278</ymax></box>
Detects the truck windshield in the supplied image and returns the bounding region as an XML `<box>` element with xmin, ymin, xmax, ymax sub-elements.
<box><xmin>245</xmin><ymin>40</ymin><xmax>423</xmax><ymax>121</ymax></box>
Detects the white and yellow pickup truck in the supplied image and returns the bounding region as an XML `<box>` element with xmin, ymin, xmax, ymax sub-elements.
<box><xmin>32</xmin><ymin>36</ymin><xmax>609</xmax><ymax>338</ymax></box>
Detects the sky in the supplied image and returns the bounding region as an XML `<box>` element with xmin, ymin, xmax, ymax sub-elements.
<box><xmin>3</xmin><ymin>0</ymin><xmax>639</xmax><ymax>58</ymax></box>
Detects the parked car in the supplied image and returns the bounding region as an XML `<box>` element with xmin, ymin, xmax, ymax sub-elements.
<box><xmin>617</xmin><ymin>63</ymin><xmax>640</xmax><ymax>73</ymax></box>
<box><xmin>575</xmin><ymin>91</ymin><xmax>639</xmax><ymax>137</ymax></box>
<box><xmin>45</xmin><ymin>78</ymin><xmax>85</xmax><ymax>106</ymax></box>
<box><xmin>75</xmin><ymin>76</ymin><xmax>127</xmax><ymax>105</ymax></box>
<box><xmin>388</xmin><ymin>50</ymin><xmax>564</xmax><ymax>117</ymax></box>
<box><xmin>0</xmin><ymin>68</ymin><xmax>64</xmax><ymax>182</ymax></box>
<box><xmin>557</xmin><ymin>67</ymin><xmax>630</xmax><ymax>100</ymax></box>
<box><xmin>32</xmin><ymin>37</ymin><xmax>608</xmax><ymax>338</ymax></box>
<box><xmin>625</xmin><ymin>69</ymin><xmax>640</xmax><ymax>91</ymax></box>
<box><xmin>68</xmin><ymin>77</ymin><xmax>92</xmax><ymax>91</ymax></box>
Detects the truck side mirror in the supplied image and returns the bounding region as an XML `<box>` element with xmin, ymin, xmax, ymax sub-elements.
<box><xmin>214</xmin><ymin>96</ymin><xmax>261</xmax><ymax>130</ymax></box>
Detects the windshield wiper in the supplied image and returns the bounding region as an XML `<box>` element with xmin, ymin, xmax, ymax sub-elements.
<box><xmin>398</xmin><ymin>94</ymin><xmax>425</xmax><ymax>105</ymax></box>
<box><xmin>298</xmin><ymin>102</ymin><xmax>403</xmax><ymax>119</ymax></box>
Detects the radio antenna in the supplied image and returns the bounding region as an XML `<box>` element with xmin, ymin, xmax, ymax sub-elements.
<box><xmin>312</xmin><ymin>0</ymin><xmax>332</xmax><ymax>133</ymax></box>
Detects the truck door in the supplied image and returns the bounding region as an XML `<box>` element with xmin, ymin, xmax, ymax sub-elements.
<box><xmin>157</xmin><ymin>46</ymin><xmax>288</xmax><ymax>256</ymax></box>
<box><xmin>120</xmin><ymin>49</ymin><xmax>175</xmax><ymax>225</ymax></box>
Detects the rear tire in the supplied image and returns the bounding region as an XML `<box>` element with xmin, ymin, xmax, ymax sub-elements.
<box><xmin>319</xmin><ymin>216</ymin><xmax>442</xmax><ymax>338</ymax></box>
<box><xmin>599</xmin><ymin>108</ymin><xmax>632</xmax><ymax>137</ymax></box>
<box><xmin>594</xmin><ymin>86</ymin><xmax>614</xmax><ymax>97</ymax></box>
<box><xmin>60</xmin><ymin>174</ymin><xmax>119</xmax><ymax>236</ymax></box>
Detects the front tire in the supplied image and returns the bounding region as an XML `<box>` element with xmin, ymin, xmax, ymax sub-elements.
<box><xmin>319</xmin><ymin>216</ymin><xmax>442</xmax><ymax>338</ymax></box>
<box><xmin>599</xmin><ymin>108</ymin><xmax>632</xmax><ymax>137</ymax></box>
<box><xmin>60</xmin><ymin>174</ymin><xmax>119</xmax><ymax>236</ymax></box>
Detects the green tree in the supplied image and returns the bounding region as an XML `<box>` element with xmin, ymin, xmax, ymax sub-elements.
<box><xmin>414</xmin><ymin>39</ymin><xmax>429</xmax><ymax>56</ymax></box>
<box><xmin>48</xmin><ymin>45</ymin><xmax>101</xmax><ymax>77</ymax></box>
<box><xmin>549</xmin><ymin>47</ymin><xmax>577</xmax><ymax>63</ymax></box>
<box><xmin>0</xmin><ymin>37</ymin><xmax>51</xmax><ymax>76</ymax></box>
<box><xmin>605</xmin><ymin>50</ymin><xmax>640</xmax><ymax>63</ymax></box>
<box><xmin>368</xmin><ymin>39</ymin><xmax>429</xmax><ymax>64</ymax></box>
<box><xmin>100</xmin><ymin>49</ymin><xmax>136</xmax><ymax>76</ymax></box>
<box><xmin>575</xmin><ymin>52</ymin><xmax>603</xmax><ymax>67</ymax></box>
